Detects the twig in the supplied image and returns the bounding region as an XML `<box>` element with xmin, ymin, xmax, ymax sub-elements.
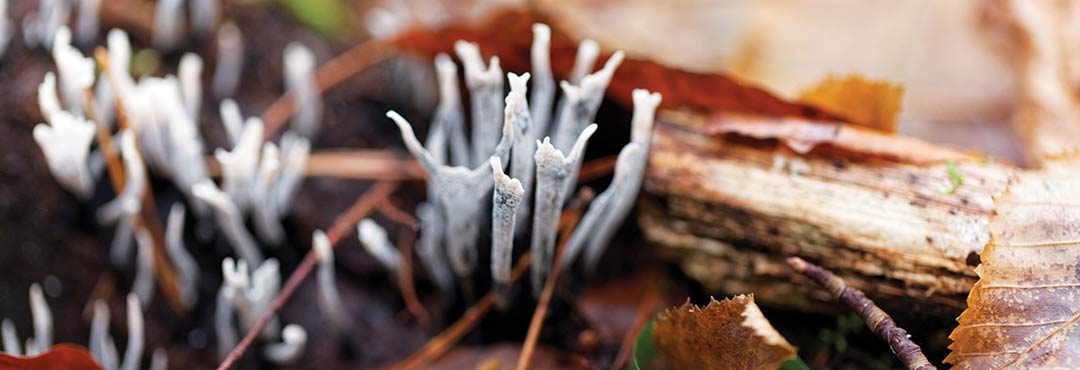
<box><xmin>515</xmin><ymin>190</ymin><xmax>591</xmax><ymax>370</ymax></box>
<box><xmin>93</xmin><ymin>47</ymin><xmax>186</xmax><ymax>314</ymax></box>
<box><xmin>379</xmin><ymin>200</ymin><xmax>420</xmax><ymax>230</ymax></box>
<box><xmin>216</xmin><ymin>181</ymin><xmax>399</xmax><ymax>370</ymax></box>
<box><xmin>382</xmin><ymin>252</ymin><xmax>534</xmax><ymax>370</ymax></box>
<box><xmin>263</xmin><ymin>40</ymin><xmax>394</xmax><ymax>139</ymax></box>
<box><xmin>395</xmin><ymin>228</ymin><xmax>429</xmax><ymax>326</ymax></box>
<box><xmin>577</xmin><ymin>155</ymin><xmax>617</xmax><ymax>183</ymax></box>
<box><xmin>786</xmin><ymin>257</ymin><xmax>936</xmax><ymax>370</ymax></box>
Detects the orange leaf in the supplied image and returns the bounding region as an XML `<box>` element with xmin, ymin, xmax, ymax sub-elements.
<box><xmin>0</xmin><ymin>344</ymin><xmax>102</xmax><ymax>370</ymax></box>
<box><xmin>945</xmin><ymin>165</ymin><xmax>1080</xmax><ymax>368</ymax></box>
<box><xmin>798</xmin><ymin>75</ymin><xmax>904</xmax><ymax>133</ymax></box>
<box><xmin>653</xmin><ymin>295</ymin><xmax>796</xmax><ymax>370</ymax></box>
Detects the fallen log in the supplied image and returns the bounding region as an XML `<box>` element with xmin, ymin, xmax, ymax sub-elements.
<box><xmin>639</xmin><ymin>111</ymin><xmax>1015</xmax><ymax>316</ymax></box>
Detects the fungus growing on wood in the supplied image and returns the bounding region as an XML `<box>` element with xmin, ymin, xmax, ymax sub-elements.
<box><xmin>1</xmin><ymin>284</ymin><xmax>53</xmax><ymax>356</ymax></box>
<box><xmin>213</xmin><ymin>22</ymin><xmax>244</xmax><ymax>98</ymax></box>
<box><xmin>560</xmin><ymin>142</ymin><xmax>640</xmax><ymax>271</ymax></box>
<box><xmin>428</xmin><ymin>53</ymin><xmax>469</xmax><ymax>167</ymax></box>
<box><xmin>89</xmin><ymin>300</ymin><xmax>118</xmax><ymax>370</ymax></box>
<box><xmin>166</xmin><ymin>203</ymin><xmax>200</xmax><ymax>308</ymax></box>
<box><xmin>567</xmin><ymin>39</ymin><xmax>599</xmax><ymax>85</ymax></box>
<box><xmin>215</xmin><ymin>257</ymin><xmax>302</xmax><ymax>363</ymax></box>
<box><xmin>119</xmin><ymin>294</ymin><xmax>144</xmax><ymax>370</ymax></box>
<box><xmin>454</xmin><ymin>40</ymin><xmax>504</xmax><ymax>166</ymax></box>
<box><xmin>312</xmin><ymin>230</ymin><xmax>354</xmax><ymax>333</ymax></box>
<box><xmin>33</xmin><ymin>74</ymin><xmax>96</xmax><ymax>199</ymax></box>
<box><xmin>490</xmin><ymin>156</ymin><xmax>523</xmax><ymax>304</ymax></box>
<box><xmin>132</xmin><ymin>228</ymin><xmax>156</xmax><ymax>307</ymax></box>
<box><xmin>252</xmin><ymin>143</ymin><xmax>285</xmax><ymax>244</ymax></box>
<box><xmin>414</xmin><ymin>202</ymin><xmax>455</xmax><ymax>294</ymax></box>
<box><xmin>219</xmin><ymin>99</ymin><xmax>244</xmax><ymax>147</ymax></box>
<box><xmin>214</xmin><ymin>118</ymin><xmax>263</xmax><ymax>213</ymax></box>
<box><xmin>97</xmin><ymin>131</ymin><xmax>145</xmax><ymax>226</ymax></box>
<box><xmin>357</xmin><ymin>219</ymin><xmax>402</xmax><ymax>272</ymax></box>
<box><xmin>551</xmin><ymin>51</ymin><xmax>624</xmax><ymax>153</ymax></box>
<box><xmin>530</xmin><ymin>125</ymin><xmax>597</xmax><ymax>295</ymax></box>
<box><xmin>505</xmin><ymin>72</ymin><xmax>536</xmax><ymax>234</ymax></box>
<box><xmin>284</xmin><ymin>43</ymin><xmax>322</xmax><ymax>138</ymax></box>
<box><xmin>51</xmin><ymin>27</ymin><xmax>95</xmax><ymax>117</ymax></box>
<box><xmin>179</xmin><ymin>53</ymin><xmax>203</xmax><ymax>121</ymax></box>
<box><xmin>193</xmin><ymin>181</ymin><xmax>264</xmax><ymax>267</ymax></box>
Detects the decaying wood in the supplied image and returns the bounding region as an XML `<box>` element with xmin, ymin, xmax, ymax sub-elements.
<box><xmin>639</xmin><ymin>112</ymin><xmax>1015</xmax><ymax>315</ymax></box>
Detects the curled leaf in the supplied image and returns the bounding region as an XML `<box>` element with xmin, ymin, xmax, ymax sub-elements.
<box><xmin>798</xmin><ymin>75</ymin><xmax>904</xmax><ymax>132</ymax></box>
<box><xmin>653</xmin><ymin>295</ymin><xmax>796</xmax><ymax>370</ymax></box>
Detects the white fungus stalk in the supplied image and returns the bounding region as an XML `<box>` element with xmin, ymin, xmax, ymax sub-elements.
<box><xmin>166</xmin><ymin>203</ymin><xmax>200</xmax><ymax>308</ymax></box>
<box><xmin>529</xmin><ymin>125</ymin><xmax>597</xmax><ymax>295</ymax></box>
<box><xmin>272</xmin><ymin>131</ymin><xmax>310</xmax><ymax>213</ymax></box>
<box><xmin>23</xmin><ymin>0</ymin><xmax>69</xmax><ymax>49</ymax></box>
<box><xmin>219</xmin><ymin>99</ymin><xmax>244</xmax><ymax>147</ymax></box>
<box><xmin>246</xmin><ymin>259</ymin><xmax>282</xmax><ymax>339</ymax></box>
<box><xmin>505</xmin><ymin>72</ymin><xmax>535</xmax><ymax>235</ymax></box>
<box><xmin>262</xmin><ymin>324</ymin><xmax>307</xmax><ymax>364</ymax></box>
<box><xmin>356</xmin><ymin>219</ymin><xmax>402</xmax><ymax>273</ymax></box>
<box><xmin>582</xmin><ymin>90</ymin><xmax>661</xmax><ymax>270</ymax></box>
<box><xmin>97</xmin><ymin>131</ymin><xmax>145</xmax><ymax>225</ymax></box>
<box><xmin>153</xmin><ymin>0</ymin><xmax>184</xmax><ymax>50</ymax></box>
<box><xmin>0</xmin><ymin>0</ymin><xmax>11</xmax><ymax>57</ymax></box>
<box><xmin>284</xmin><ymin>43</ymin><xmax>322</xmax><ymax>139</ymax></box>
<box><xmin>490</xmin><ymin>157</ymin><xmax>523</xmax><ymax>303</ymax></box>
<box><xmin>1</xmin><ymin>319</ymin><xmax>19</xmax><ymax>355</ymax></box>
<box><xmin>193</xmin><ymin>181</ymin><xmax>264</xmax><ymax>267</ymax></box>
<box><xmin>33</xmin><ymin>87</ymin><xmax>96</xmax><ymax>199</ymax></box>
<box><xmin>529</xmin><ymin>24</ymin><xmax>555</xmax><ymax>137</ymax></box>
<box><xmin>253</xmin><ymin>143</ymin><xmax>285</xmax><ymax>244</ymax></box>
<box><xmin>110</xmin><ymin>220</ymin><xmax>135</xmax><ymax>267</ymax></box>
<box><xmin>387</xmin><ymin>109</ymin><xmax>513</xmax><ymax>277</ymax></box>
<box><xmin>90</xmin><ymin>300</ymin><xmax>119</xmax><ymax>370</ymax></box>
<box><xmin>414</xmin><ymin>203</ymin><xmax>455</xmax><ymax>294</ymax></box>
<box><xmin>133</xmin><ymin>228</ymin><xmax>157</xmax><ymax>308</ymax></box>
<box><xmin>215</xmin><ymin>258</ymin><xmax>244</xmax><ymax>359</ymax></box>
<box><xmin>551</xmin><ymin>51</ymin><xmax>625</xmax><ymax>153</ymax></box>
<box><xmin>559</xmin><ymin>142</ymin><xmax>639</xmax><ymax>271</ymax></box>
<box><xmin>75</xmin><ymin>0</ymin><xmax>102</xmax><ymax>46</ymax></box>
<box><xmin>428</xmin><ymin>53</ymin><xmax>469</xmax><ymax>167</ymax></box>
<box><xmin>52</xmin><ymin>27</ymin><xmax>95</xmax><ymax>116</ymax></box>
<box><xmin>190</xmin><ymin>0</ymin><xmax>220</xmax><ymax>37</ymax></box>
<box><xmin>567</xmin><ymin>39</ymin><xmax>599</xmax><ymax>85</ymax></box>
<box><xmin>214</xmin><ymin>118</ymin><xmax>263</xmax><ymax>213</ymax></box>
<box><xmin>454</xmin><ymin>41</ymin><xmax>504</xmax><ymax>166</ymax></box>
<box><xmin>312</xmin><ymin>230</ymin><xmax>354</xmax><ymax>332</ymax></box>
<box><xmin>107</xmin><ymin>29</ymin><xmax>135</xmax><ymax>97</ymax></box>
<box><xmin>94</xmin><ymin>75</ymin><xmax>115</xmax><ymax>128</ymax></box>
<box><xmin>150</xmin><ymin>348</ymin><xmax>167</xmax><ymax>370</ymax></box>
<box><xmin>179</xmin><ymin>53</ymin><xmax>203</xmax><ymax>121</ymax></box>
<box><xmin>212</xmin><ymin>22</ymin><xmax>244</xmax><ymax>98</ymax></box>
<box><xmin>120</xmin><ymin>294</ymin><xmax>144</xmax><ymax>370</ymax></box>
<box><xmin>37</xmin><ymin>72</ymin><xmax>62</xmax><ymax>122</ymax></box>
<box><xmin>29</xmin><ymin>284</ymin><xmax>52</xmax><ymax>355</ymax></box>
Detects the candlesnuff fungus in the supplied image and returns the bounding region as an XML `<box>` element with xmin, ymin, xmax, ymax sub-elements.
<box><xmin>22</xmin><ymin>0</ymin><xmax>68</xmax><ymax>49</ymax></box>
<box><xmin>90</xmin><ymin>300</ymin><xmax>118</xmax><ymax>370</ymax></box>
<box><xmin>179</xmin><ymin>53</ymin><xmax>203</xmax><ymax>121</ymax></box>
<box><xmin>529</xmin><ymin>24</ymin><xmax>555</xmax><ymax>138</ymax></box>
<box><xmin>567</xmin><ymin>39</ymin><xmax>599</xmax><ymax>85</ymax></box>
<box><xmin>89</xmin><ymin>295</ymin><xmax>154</xmax><ymax>370</ymax></box>
<box><xmin>33</xmin><ymin>74</ymin><xmax>96</xmax><ymax>199</ymax></box>
<box><xmin>530</xmin><ymin>125</ymin><xmax>597</xmax><ymax>295</ymax></box>
<box><xmin>490</xmin><ymin>156</ymin><xmax>523</xmax><ymax>304</ymax></box>
<box><xmin>132</xmin><ymin>228</ymin><xmax>156</xmax><ymax>307</ymax></box>
<box><xmin>1</xmin><ymin>319</ymin><xmax>16</xmax><ymax>354</ymax></box>
<box><xmin>429</xmin><ymin>53</ymin><xmax>469</xmax><ymax>168</ymax></box>
<box><xmin>1</xmin><ymin>284</ymin><xmax>53</xmax><ymax>356</ymax></box>
<box><xmin>0</xmin><ymin>0</ymin><xmax>10</xmax><ymax>57</ymax></box>
<box><xmin>284</xmin><ymin>42</ymin><xmax>322</xmax><ymax>138</ymax></box>
<box><xmin>357</xmin><ymin>219</ymin><xmax>402</xmax><ymax>273</ymax></box>
<box><xmin>213</xmin><ymin>22</ymin><xmax>244</xmax><ymax>98</ymax></box>
<box><xmin>215</xmin><ymin>258</ymin><xmax>246</xmax><ymax>358</ymax></box>
<box><xmin>313</xmin><ymin>230</ymin><xmax>354</xmax><ymax>333</ymax></box>
<box><xmin>415</xmin><ymin>203</ymin><xmax>455</xmax><ymax>294</ymax></box>
<box><xmin>52</xmin><ymin>27</ymin><xmax>95</xmax><ymax>117</ymax></box>
<box><xmin>560</xmin><ymin>142</ymin><xmax>640</xmax><ymax>271</ymax></box>
<box><xmin>97</xmin><ymin>131</ymin><xmax>145</xmax><ymax>229</ymax></box>
<box><xmin>215</xmin><ymin>257</ymin><xmax>302</xmax><ymax>363</ymax></box>
<box><xmin>262</xmin><ymin>324</ymin><xmax>307</xmax><ymax>364</ymax></box>
<box><xmin>506</xmin><ymin>72</ymin><xmax>537</xmax><ymax>235</ymax></box>
<box><xmin>190</xmin><ymin>0</ymin><xmax>220</xmax><ymax>36</ymax></box>
<box><xmin>120</xmin><ymin>294</ymin><xmax>144</xmax><ymax>370</ymax></box>
<box><xmin>150</xmin><ymin>348</ymin><xmax>167</xmax><ymax>370</ymax></box>
<box><xmin>387</xmin><ymin>107</ymin><xmax>513</xmax><ymax>278</ymax></box>
<box><xmin>219</xmin><ymin>99</ymin><xmax>244</xmax><ymax>147</ymax></box>
<box><xmin>214</xmin><ymin>117</ymin><xmax>263</xmax><ymax>213</ymax></box>
<box><xmin>272</xmin><ymin>131</ymin><xmax>310</xmax><ymax>215</ymax></box>
<box><xmin>551</xmin><ymin>51</ymin><xmax>625</xmax><ymax>153</ymax></box>
<box><xmin>153</xmin><ymin>0</ymin><xmax>183</xmax><ymax>50</ymax></box>
<box><xmin>74</xmin><ymin>0</ymin><xmax>101</xmax><ymax>46</ymax></box>
<box><xmin>454</xmin><ymin>40</ymin><xmax>504</xmax><ymax>166</ymax></box>
<box><xmin>193</xmin><ymin>181</ymin><xmax>264</xmax><ymax>267</ymax></box>
<box><xmin>252</xmin><ymin>143</ymin><xmax>286</xmax><ymax>244</ymax></box>
<box><xmin>166</xmin><ymin>203</ymin><xmax>200</xmax><ymax>308</ymax></box>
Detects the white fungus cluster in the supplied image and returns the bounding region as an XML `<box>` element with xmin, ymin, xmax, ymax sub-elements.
<box><xmin>215</xmin><ymin>258</ymin><xmax>306</xmax><ymax>364</ymax></box>
<box><xmin>0</xmin><ymin>284</ymin><xmax>52</xmax><ymax>357</ymax></box>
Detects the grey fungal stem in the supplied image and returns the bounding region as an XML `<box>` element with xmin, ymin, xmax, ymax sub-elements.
<box><xmin>1</xmin><ymin>319</ymin><xmax>19</xmax><ymax>355</ymax></box>
<box><xmin>415</xmin><ymin>203</ymin><xmax>455</xmax><ymax>294</ymax></box>
<box><xmin>219</xmin><ymin>99</ymin><xmax>243</xmax><ymax>147</ymax></box>
<box><xmin>152</xmin><ymin>0</ymin><xmax>183</xmax><ymax>50</ymax></box>
<box><xmin>75</xmin><ymin>0</ymin><xmax>101</xmax><ymax>46</ymax></box>
<box><xmin>23</xmin><ymin>0</ymin><xmax>69</xmax><ymax>49</ymax></box>
<box><xmin>214</xmin><ymin>117</ymin><xmax>263</xmax><ymax>213</ymax></box>
<box><xmin>387</xmin><ymin>110</ymin><xmax>513</xmax><ymax>277</ymax></box>
<box><xmin>179</xmin><ymin>53</ymin><xmax>203</xmax><ymax>120</ymax></box>
<box><xmin>90</xmin><ymin>300</ymin><xmax>119</xmax><ymax>370</ymax></box>
<box><xmin>166</xmin><ymin>203</ymin><xmax>200</xmax><ymax>308</ymax></box>
<box><xmin>213</xmin><ymin>22</ymin><xmax>243</xmax><ymax>98</ymax></box>
<box><xmin>150</xmin><ymin>348</ymin><xmax>167</xmax><ymax>370</ymax></box>
<box><xmin>357</xmin><ymin>219</ymin><xmax>402</xmax><ymax>273</ymax></box>
<box><xmin>215</xmin><ymin>258</ymin><xmax>244</xmax><ymax>359</ymax></box>
<box><xmin>529</xmin><ymin>24</ymin><xmax>555</xmax><ymax>137</ymax></box>
<box><xmin>284</xmin><ymin>43</ymin><xmax>322</xmax><ymax>139</ymax></box>
<box><xmin>190</xmin><ymin>0</ymin><xmax>219</xmax><ymax>37</ymax></box>
<box><xmin>490</xmin><ymin>157</ymin><xmax>523</xmax><ymax>304</ymax></box>
<box><xmin>567</xmin><ymin>39</ymin><xmax>599</xmax><ymax>85</ymax></box>
<box><xmin>529</xmin><ymin>125</ymin><xmax>597</xmax><ymax>295</ymax></box>
<box><xmin>247</xmin><ymin>259</ymin><xmax>282</xmax><ymax>340</ymax></box>
<box><xmin>313</xmin><ymin>230</ymin><xmax>354</xmax><ymax>333</ymax></box>
<box><xmin>33</xmin><ymin>75</ymin><xmax>96</xmax><ymax>199</ymax></box>
<box><xmin>52</xmin><ymin>27</ymin><xmax>94</xmax><ymax>116</ymax></box>
<box><xmin>505</xmin><ymin>72</ymin><xmax>535</xmax><ymax>235</ymax></box>
<box><xmin>552</xmin><ymin>51</ymin><xmax>625</xmax><ymax>153</ymax></box>
<box><xmin>582</xmin><ymin>90</ymin><xmax>661</xmax><ymax>270</ymax></box>
<box><xmin>29</xmin><ymin>284</ymin><xmax>52</xmax><ymax>355</ymax></box>
<box><xmin>193</xmin><ymin>181</ymin><xmax>264</xmax><ymax>267</ymax></box>
<box><xmin>429</xmin><ymin>53</ymin><xmax>469</xmax><ymax>167</ymax></box>
<box><xmin>120</xmin><ymin>294</ymin><xmax>144</xmax><ymax>370</ymax></box>
<box><xmin>560</xmin><ymin>142</ymin><xmax>640</xmax><ymax>270</ymax></box>
<box><xmin>272</xmin><ymin>131</ymin><xmax>310</xmax><ymax>213</ymax></box>
<box><xmin>0</xmin><ymin>0</ymin><xmax>11</xmax><ymax>57</ymax></box>
<box><xmin>454</xmin><ymin>40</ymin><xmax>504</xmax><ymax>166</ymax></box>
<box><xmin>133</xmin><ymin>229</ymin><xmax>157</xmax><ymax>308</ymax></box>
<box><xmin>262</xmin><ymin>324</ymin><xmax>307</xmax><ymax>364</ymax></box>
<box><xmin>97</xmin><ymin>131</ymin><xmax>144</xmax><ymax>226</ymax></box>
<box><xmin>252</xmin><ymin>143</ymin><xmax>285</xmax><ymax>245</ymax></box>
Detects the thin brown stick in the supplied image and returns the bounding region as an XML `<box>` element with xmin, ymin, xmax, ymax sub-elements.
<box><xmin>395</xmin><ymin>227</ymin><xmax>429</xmax><ymax>326</ymax></box>
<box><xmin>515</xmin><ymin>190</ymin><xmax>591</xmax><ymax>370</ymax></box>
<box><xmin>262</xmin><ymin>40</ymin><xmax>394</xmax><ymax>139</ymax></box>
<box><xmin>379</xmin><ymin>200</ymin><xmax>420</xmax><ymax>230</ymax></box>
<box><xmin>216</xmin><ymin>181</ymin><xmax>399</xmax><ymax>370</ymax></box>
<box><xmin>577</xmin><ymin>155</ymin><xmax>618</xmax><ymax>183</ymax></box>
<box><xmin>93</xmin><ymin>48</ymin><xmax>187</xmax><ymax>313</ymax></box>
<box><xmin>305</xmin><ymin>150</ymin><xmax>425</xmax><ymax>180</ymax></box>
<box><xmin>786</xmin><ymin>257</ymin><xmax>936</xmax><ymax>370</ymax></box>
<box><xmin>611</xmin><ymin>272</ymin><xmax>661</xmax><ymax>370</ymax></box>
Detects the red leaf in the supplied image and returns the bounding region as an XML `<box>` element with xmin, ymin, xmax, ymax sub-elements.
<box><xmin>0</xmin><ymin>344</ymin><xmax>102</xmax><ymax>370</ymax></box>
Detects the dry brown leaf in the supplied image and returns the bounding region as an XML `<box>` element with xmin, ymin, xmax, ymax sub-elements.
<box><xmin>0</xmin><ymin>344</ymin><xmax>103</xmax><ymax>370</ymax></box>
<box><xmin>653</xmin><ymin>295</ymin><xmax>796</xmax><ymax>370</ymax></box>
<box><xmin>946</xmin><ymin>165</ymin><xmax>1080</xmax><ymax>368</ymax></box>
<box><xmin>798</xmin><ymin>75</ymin><xmax>904</xmax><ymax>132</ymax></box>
